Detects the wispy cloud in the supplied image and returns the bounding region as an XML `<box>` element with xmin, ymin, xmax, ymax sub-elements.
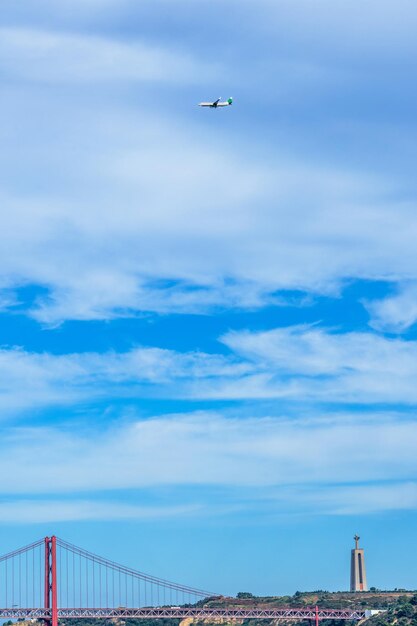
<box><xmin>365</xmin><ymin>282</ymin><xmax>417</xmax><ymax>333</ymax></box>
<box><xmin>2</xmin><ymin>480</ymin><xmax>416</xmax><ymax>524</ymax></box>
<box><xmin>314</xmin><ymin>482</ymin><xmax>417</xmax><ymax>515</ymax></box>
<box><xmin>2</xmin><ymin>412</ymin><xmax>417</xmax><ymax>495</ymax></box>
<box><xmin>0</xmin><ymin>27</ymin><xmax>215</xmax><ymax>84</ymax></box>
<box><xmin>244</xmin><ymin>481</ymin><xmax>417</xmax><ymax>516</ymax></box>
<box><xmin>3</xmin><ymin>325</ymin><xmax>417</xmax><ymax>414</ymax></box>
<box><xmin>0</xmin><ymin>142</ymin><xmax>402</xmax><ymax>325</ymax></box>
<box><xmin>0</xmin><ymin>345</ymin><xmax>248</xmax><ymax>413</ymax></box>
<box><xmin>215</xmin><ymin>325</ymin><xmax>417</xmax><ymax>403</ymax></box>
<box><xmin>0</xmin><ymin>499</ymin><xmax>203</xmax><ymax>524</ymax></box>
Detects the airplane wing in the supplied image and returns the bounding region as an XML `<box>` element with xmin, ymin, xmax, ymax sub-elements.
<box><xmin>198</xmin><ymin>98</ymin><xmax>221</xmax><ymax>107</ymax></box>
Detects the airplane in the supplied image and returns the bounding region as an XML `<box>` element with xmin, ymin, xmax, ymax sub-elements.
<box><xmin>198</xmin><ymin>97</ymin><xmax>233</xmax><ymax>108</ymax></box>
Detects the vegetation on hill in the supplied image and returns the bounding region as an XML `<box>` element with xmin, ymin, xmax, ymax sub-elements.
<box><xmin>200</xmin><ymin>591</ymin><xmax>417</xmax><ymax>611</ymax></box>
<box><xmin>366</xmin><ymin>594</ymin><xmax>417</xmax><ymax>626</ymax></box>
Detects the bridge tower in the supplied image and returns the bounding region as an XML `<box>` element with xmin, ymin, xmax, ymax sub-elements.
<box><xmin>44</xmin><ymin>536</ymin><xmax>58</xmax><ymax>626</ymax></box>
<box><xmin>350</xmin><ymin>535</ymin><xmax>368</xmax><ymax>592</ymax></box>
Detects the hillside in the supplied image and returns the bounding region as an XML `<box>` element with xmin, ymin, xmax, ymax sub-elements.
<box><xmin>200</xmin><ymin>591</ymin><xmax>417</xmax><ymax>611</ymax></box>
<box><xmin>365</xmin><ymin>595</ymin><xmax>417</xmax><ymax>626</ymax></box>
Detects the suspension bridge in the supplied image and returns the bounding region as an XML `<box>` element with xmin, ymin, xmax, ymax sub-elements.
<box><xmin>0</xmin><ymin>537</ymin><xmax>366</xmax><ymax>626</ymax></box>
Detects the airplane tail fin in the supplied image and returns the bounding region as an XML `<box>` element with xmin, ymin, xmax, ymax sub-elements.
<box><xmin>228</xmin><ymin>97</ymin><xmax>233</xmax><ymax>105</ymax></box>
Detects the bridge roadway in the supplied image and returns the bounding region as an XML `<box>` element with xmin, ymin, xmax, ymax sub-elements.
<box><xmin>0</xmin><ymin>607</ymin><xmax>367</xmax><ymax>621</ymax></box>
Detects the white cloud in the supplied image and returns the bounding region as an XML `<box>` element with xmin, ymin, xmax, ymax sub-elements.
<box><xmin>317</xmin><ymin>482</ymin><xmax>417</xmax><ymax>515</ymax></box>
<box><xmin>215</xmin><ymin>325</ymin><xmax>417</xmax><ymax>403</ymax></box>
<box><xmin>250</xmin><ymin>481</ymin><xmax>417</xmax><ymax>516</ymax></box>
<box><xmin>0</xmin><ymin>345</ymin><xmax>249</xmax><ymax>413</ymax></box>
<box><xmin>2</xmin><ymin>412</ymin><xmax>417</xmax><ymax>496</ymax></box>
<box><xmin>0</xmin><ymin>27</ymin><xmax>214</xmax><ymax>84</ymax></box>
<box><xmin>222</xmin><ymin>325</ymin><xmax>417</xmax><ymax>375</ymax></box>
<box><xmin>257</xmin><ymin>481</ymin><xmax>417</xmax><ymax>516</ymax></box>
<box><xmin>3</xmin><ymin>325</ymin><xmax>417</xmax><ymax>414</ymax></box>
<box><xmin>0</xmin><ymin>499</ymin><xmax>202</xmax><ymax>524</ymax></box>
<box><xmin>252</xmin><ymin>0</ymin><xmax>417</xmax><ymax>62</ymax></box>
<box><xmin>365</xmin><ymin>282</ymin><xmax>417</xmax><ymax>333</ymax></box>
<box><xmin>1</xmin><ymin>121</ymin><xmax>407</xmax><ymax>325</ymax></box>
<box><xmin>1</xmin><ymin>481</ymin><xmax>416</xmax><ymax>523</ymax></box>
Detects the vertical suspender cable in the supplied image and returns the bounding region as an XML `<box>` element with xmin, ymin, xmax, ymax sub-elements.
<box><xmin>106</xmin><ymin>561</ymin><xmax>108</xmax><ymax>608</ymax></box>
<box><xmin>66</xmin><ymin>546</ymin><xmax>69</xmax><ymax>609</ymax></box>
<box><xmin>84</xmin><ymin>552</ymin><xmax>87</xmax><ymax>608</ymax></box>
<box><xmin>73</xmin><ymin>550</ymin><xmax>75</xmax><ymax>608</ymax></box>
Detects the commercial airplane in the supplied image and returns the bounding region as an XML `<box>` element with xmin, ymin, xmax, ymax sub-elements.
<box><xmin>198</xmin><ymin>97</ymin><xmax>233</xmax><ymax>108</ymax></box>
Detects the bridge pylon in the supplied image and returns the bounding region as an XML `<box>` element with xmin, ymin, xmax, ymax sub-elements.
<box><xmin>44</xmin><ymin>537</ymin><xmax>58</xmax><ymax>626</ymax></box>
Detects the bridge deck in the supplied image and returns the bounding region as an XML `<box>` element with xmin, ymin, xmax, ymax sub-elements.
<box><xmin>0</xmin><ymin>607</ymin><xmax>366</xmax><ymax>621</ymax></box>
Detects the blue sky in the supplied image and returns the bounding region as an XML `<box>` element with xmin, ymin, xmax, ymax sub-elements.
<box><xmin>1</xmin><ymin>0</ymin><xmax>417</xmax><ymax>596</ymax></box>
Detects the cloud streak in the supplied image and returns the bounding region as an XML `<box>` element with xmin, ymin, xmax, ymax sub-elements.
<box><xmin>3</xmin><ymin>412</ymin><xmax>417</xmax><ymax>494</ymax></box>
<box><xmin>0</xmin><ymin>27</ymin><xmax>215</xmax><ymax>84</ymax></box>
<box><xmin>0</xmin><ymin>345</ymin><xmax>249</xmax><ymax>413</ymax></box>
<box><xmin>0</xmin><ymin>499</ymin><xmax>203</xmax><ymax>524</ymax></box>
<box><xmin>216</xmin><ymin>325</ymin><xmax>417</xmax><ymax>403</ymax></box>
<box><xmin>0</xmin><ymin>412</ymin><xmax>416</xmax><ymax>521</ymax></box>
<box><xmin>2</xmin><ymin>481</ymin><xmax>417</xmax><ymax>523</ymax></box>
<box><xmin>3</xmin><ymin>325</ymin><xmax>417</xmax><ymax>414</ymax></box>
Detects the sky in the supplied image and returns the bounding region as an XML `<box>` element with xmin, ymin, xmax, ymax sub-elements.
<box><xmin>1</xmin><ymin>0</ymin><xmax>417</xmax><ymax>597</ymax></box>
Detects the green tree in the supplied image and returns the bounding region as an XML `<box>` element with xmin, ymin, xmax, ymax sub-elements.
<box><xmin>397</xmin><ymin>604</ymin><xmax>414</xmax><ymax>618</ymax></box>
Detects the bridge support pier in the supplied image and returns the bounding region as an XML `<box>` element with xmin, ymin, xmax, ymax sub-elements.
<box><xmin>44</xmin><ymin>536</ymin><xmax>58</xmax><ymax>626</ymax></box>
<box><xmin>315</xmin><ymin>605</ymin><xmax>319</xmax><ymax>626</ymax></box>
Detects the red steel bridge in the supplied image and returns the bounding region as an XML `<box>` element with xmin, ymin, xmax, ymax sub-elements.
<box><xmin>0</xmin><ymin>537</ymin><xmax>366</xmax><ymax>626</ymax></box>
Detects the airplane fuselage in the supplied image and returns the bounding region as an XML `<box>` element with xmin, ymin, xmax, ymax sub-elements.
<box><xmin>199</xmin><ymin>98</ymin><xmax>233</xmax><ymax>108</ymax></box>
